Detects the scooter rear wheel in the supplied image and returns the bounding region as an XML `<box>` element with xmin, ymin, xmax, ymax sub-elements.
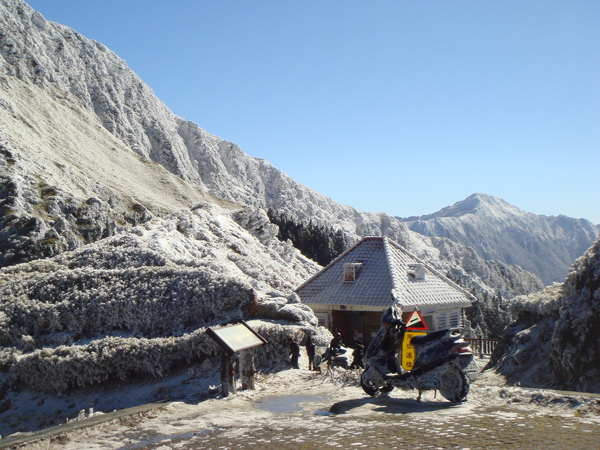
<box><xmin>439</xmin><ymin>366</ymin><xmax>469</xmax><ymax>402</ymax></box>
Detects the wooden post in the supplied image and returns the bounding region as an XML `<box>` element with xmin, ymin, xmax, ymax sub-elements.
<box><xmin>220</xmin><ymin>352</ymin><xmax>236</xmax><ymax>397</ymax></box>
<box><xmin>240</xmin><ymin>348</ymin><xmax>256</xmax><ymax>390</ymax></box>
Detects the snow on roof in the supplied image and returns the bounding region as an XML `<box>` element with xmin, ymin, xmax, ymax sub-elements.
<box><xmin>296</xmin><ymin>236</ymin><xmax>475</xmax><ymax>309</ymax></box>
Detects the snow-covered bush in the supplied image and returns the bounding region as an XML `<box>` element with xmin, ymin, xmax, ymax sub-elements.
<box><xmin>0</xmin><ymin>265</ymin><xmax>250</xmax><ymax>343</ymax></box>
<box><xmin>0</xmin><ymin>208</ymin><xmax>322</xmax><ymax>392</ymax></box>
<box><xmin>250</xmin><ymin>320</ymin><xmax>331</xmax><ymax>371</ymax></box>
<box><xmin>9</xmin><ymin>320</ymin><xmax>326</xmax><ymax>393</ymax></box>
<box><xmin>9</xmin><ymin>329</ymin><xmax>218</xmax><ymax>392</ymax></box>
<box><xmin>254</xmin><ymin>298</ymin><xmax>317</xmax><ymax>326</ymax></box>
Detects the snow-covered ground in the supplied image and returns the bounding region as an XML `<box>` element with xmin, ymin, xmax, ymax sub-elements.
<box><xmin>2</xmin><ymin>357</ymin><xmax>599</xmax><ymax>449</ymax></box>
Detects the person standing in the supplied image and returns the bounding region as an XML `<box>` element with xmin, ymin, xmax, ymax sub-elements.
<box><xmin>305</xmin><ymin>334</ymin><xmax>316</xmax><ymax>370</ymax></box>
<box><xmin>351</xmin><ymin>338</ymin><xmax>364</xmax><ymax>369</ymax></box>
<box><xmin>288</xmin><ymin>337</ymin><xmax>300</xmax><ymax>369</ymax></box>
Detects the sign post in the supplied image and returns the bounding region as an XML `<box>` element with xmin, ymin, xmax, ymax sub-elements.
<box><xmin>240</xmin><ymin>348</ymin><xmax>256</xmax><ymax>390</ymax></box>
<box><xmin>207</xmin><ymin>321</ymin><xmax>267</xmax><ymax>397</ymax></box>
<box><xmin>401</xmin><ymin>310</ymin><xmax>428</xmax><ymax>371</ymax></box>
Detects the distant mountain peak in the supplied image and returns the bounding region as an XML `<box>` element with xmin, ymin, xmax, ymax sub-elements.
<box><xmin>401</xmin><ymin>193</ymin><xmax>521</xmax><ymax>221</ymax></box>
<box><xmin>448</xmin><ymin>193</ymin><xmax>523</xmax><ymax>217</ymax></box>
<box><xmin>465</xmin><ymin>192</ymin><xmax>506</xmax><ymax>207</ymax></box>
<box><xmin>398</xmin><ymin>194</ymin><xmax>599</xmax><ymax>284</ymax></box>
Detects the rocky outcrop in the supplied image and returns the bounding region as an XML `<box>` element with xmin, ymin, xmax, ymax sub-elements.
<box><xmin>487</xmin><ymin>237</ymin><xmax>600</xmax><ymax>393</ymax></box>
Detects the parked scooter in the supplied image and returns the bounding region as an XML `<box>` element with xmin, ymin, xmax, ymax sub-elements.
<box><xmin>361</xmin><ymin>303</ymin><xmax>478</xmax><ymax>402</ymax></box>
<box><xmin>314</xmin><ymin>345</ymin><xmax>353</xmax><ymax>369</ymax></box>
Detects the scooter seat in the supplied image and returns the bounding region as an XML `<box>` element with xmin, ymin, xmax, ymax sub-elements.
<box><xmin>410</xmin><ymin>329</ymin><xmax>448</xmax><ymax>346</ymax></box>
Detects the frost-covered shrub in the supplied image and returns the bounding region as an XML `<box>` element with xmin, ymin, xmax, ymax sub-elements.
<box><xmin>0</xmin><ymin>347</ymin><xmax>20</xmax><ymax>371</ymax></box>
<box><xmin>9</xmin><ymin>320</ymin><xmax>324</xmax><ymax>392</ymax></box>
<box><xmin>10</xmin><ymin>328</ymin><xmax>219</xmax><ymax>392</ymax></box>
<box><xmin>509</xmin><ymin>283</ymin><xmax>563</xmax><ymax>318</ymax></box>
<box><xmin>1</xmin><ymin>266</ymin><xmax>250</xmax><ymax>342</ymax></box>
<box><xmin>0</xmin><ymin>208</ymin><xmax>322</xmax><ymax>392</ymax></box>
<box><xmin>61</xmin><ymin>235</ymin><xmax>168</xmax><ymax>270</ymax></box>
<box><xmin>488</xmin><ymin>237</ymin><xmax>600</xmax><ymax>394</ymax></box>
<box><xmin>254</xmin><ymin>296</ymin><xmax>318</xmax><ymax>326</ymax></box>
<box><xmin>250</xmin><ymin>320</ymin><xmax>330</xmax><ymax>371</ymax></box>
<box><xmin>0</xmin><ymin>208</ymin><xmax>321</xmax><ymax>348</ymax></box>
<box><xmin>250</xmin><ymin>321</ymin><xmax>296</xmax><ymax>371</ymax></box>
<box><xmin>550</xmin><ymin>237</ymin><xmax>600</xmax><ymax>393</ymax></box>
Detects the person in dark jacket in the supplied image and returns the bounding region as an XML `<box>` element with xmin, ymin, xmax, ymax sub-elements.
<box><xmin>305</xmin><ymin>334</ymin><xmax>316</xmax><ymax>370</ymax></box>
<box><xmin>288</xmin><ymin>337</ymin><xmax>300</xmax><ymax>369</ymax></box>
<box><xmin>351</xmin><ymin>338</ymin><xmax>364</xmax><ymax>369</ymax></box>
<box><xmin>329</xmin><ymin>332</ymin><xmax>343</xmax><ymax>355</ymax></box>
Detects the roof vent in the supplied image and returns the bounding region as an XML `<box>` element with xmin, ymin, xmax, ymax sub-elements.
<box><xmin>407</xmin><ymin>263</ymin><xmax>426</xmax><ymax>280</ymax></box>
<box><xmin>343</xmin><ymin>263</ymin><xmax>363</xmax><ymax>282</ymax></box>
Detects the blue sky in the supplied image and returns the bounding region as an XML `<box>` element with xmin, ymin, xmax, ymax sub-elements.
<box><xmin>27</xmin><ymin>1</ymin><xmax>600</xmax><ymax>223</ymax></box>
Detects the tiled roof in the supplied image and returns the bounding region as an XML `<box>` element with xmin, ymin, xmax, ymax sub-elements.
<box><xmin>296</xmin><ymin>236</ymin><xmax>475</xmax><ymax>309</ymax></box>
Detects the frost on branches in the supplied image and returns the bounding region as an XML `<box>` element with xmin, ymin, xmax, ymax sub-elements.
<box><xmin>0</xmin><ymin>208</ymin><xmax>323</xmax><ymax>392</ymax></box>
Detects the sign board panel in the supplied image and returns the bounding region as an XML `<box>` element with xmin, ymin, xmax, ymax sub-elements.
<box><xmin>401</xmin><ymin>331</ymin><xmax>427</xmax><ymax>370</ymax></box>
<box><xmin>207</xmin><ymin>321</ymin><xmax>267</xmax><ymax>356</ymax></box>
<box><xmin>405</xmin><ymin>310</ymin><xmax>428</xmax><ymax>331</ymax></box>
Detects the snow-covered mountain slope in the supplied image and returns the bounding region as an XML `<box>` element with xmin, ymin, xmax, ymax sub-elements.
<box><xmin>0</xmin><ymin>0</ymin><xmax>543</xmax><ymax>294</ymax></box>
<box><xmin>486</xmin><ymin>235</ymin><xmax>600</xmax><ymax>394</ymax></box>
<box><xmin>0</xmin><ymin>74</ymin><xmax>244</xmax><ymax>266</ymax></box>
<box><xmin>398</xmin><ymin>193</ymin><xmax>599</xmax><ymax>285</ymax></box>
<box><xmin>0</xmin><ymin>0</ymin><xmax>552</xmax><ymax>346</ymax></box>
<box><xmin>0</xmin><ymin>0</ymin><xmax>355</xmax><ymax>226</ymax></box>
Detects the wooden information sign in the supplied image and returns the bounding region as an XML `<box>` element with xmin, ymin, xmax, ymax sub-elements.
<box><xmin>207</xmin><ymin>321</ymin><xmax>267</xmax><ymax>356</ymax></box>
<box><xmin>206</xmin><ymin>321</ymin><xmax>267</xmax><ymax>396</ymax></box>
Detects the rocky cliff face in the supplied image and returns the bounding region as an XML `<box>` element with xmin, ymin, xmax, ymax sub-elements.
<box><xmin>487</xmin><ymin>236</ymin><xmax>600</xmax><ymax>393</ymax></box>
<box><xmin>399</xmin><ymin>193</ymin><xmax>598</xmax><ymax>285</ymax></box>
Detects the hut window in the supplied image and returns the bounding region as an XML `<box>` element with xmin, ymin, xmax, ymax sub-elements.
<box><xmin>437</xmin><ymin>312</ymin><xmax>448</xmax><ymax>330</ymax></box>
<box><xmin>449</xmin><ymin>311</ymin><xmax>463</xmax><ymax>328</ymax></box>
<box><xmin>437</xmin><ymin>311</ymin><xmax>463</xmax><ymax>329</ymax></box>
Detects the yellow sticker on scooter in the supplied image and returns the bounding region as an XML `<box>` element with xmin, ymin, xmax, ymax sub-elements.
<box><xmin>401</xmin><ymin>331</ymin><xmax>427</xmax><ymax>370</ymax></box>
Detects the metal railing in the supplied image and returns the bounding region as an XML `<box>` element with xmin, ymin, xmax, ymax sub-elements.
<box><xmin>466</xmin><ymin>337</ymin><xmax>500</xmax><ymax>357</ymax></box>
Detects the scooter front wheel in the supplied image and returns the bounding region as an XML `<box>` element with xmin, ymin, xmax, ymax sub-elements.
<box><xmin>360</xmin><ymin>368</ymin><xmax>394</xmax><ymax>397</ymax></box>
